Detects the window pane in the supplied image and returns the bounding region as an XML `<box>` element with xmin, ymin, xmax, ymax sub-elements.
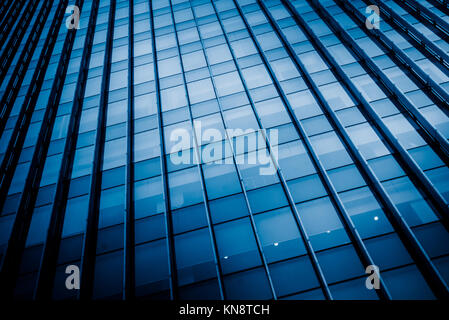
<box><xmin>296</xmin><ymin>197</ymin><xmax>349</xmax><ymax>250</ymax></box>
<box><xmin>169</xmin><ymin>167</ymin><xmax>203</xmax><ymax>209</ymax></box>
<box><xmin>269</xmin><ymin>256</ymin><xmax>319</xmax><ymax>297</ymax></box>
<box><xmin>254</xmin><ymin>207</ymin><xmax>306</xmax><ymax>262</ymax></box>
<box><xmin>224</xmin><ymin>267</ymin><xmax>272</xmax><ymax>300</ymax></box>
<box><xmin>175</xmin><ymin>228</ymin><xmax>217</xmax><ymax>285</ymax></box>
<box><xmin>215</xmin><ymin>217</ymin><xmax>261</xmax><ymax>274</ymax></box>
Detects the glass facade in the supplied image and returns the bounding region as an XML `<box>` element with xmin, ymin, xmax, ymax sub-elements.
<box><xmin>0</xmin><ymin>0</ymin><xmax>448</xmax><ymax>301</ymax></box>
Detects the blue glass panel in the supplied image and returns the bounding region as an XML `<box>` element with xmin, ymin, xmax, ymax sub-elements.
<box><xmin>269</xmin><ymin>256</ymin><xmax>319</xmax><ymax>296</ymax></box>
<box><xmin>254</xmin><ymin>207</ymin><xmax>306</xmax><ymax>262</ymax></box>
<box><xmin>297</xmin><ymin>197</ymin><xmax>349</xmax><ymax>250</ymax></box>
<box><xmin>215</xmin><ymin>217</ymin><xmax>261</xmax><ymax>274</ymax></box>
<box><xmin>209</xmin><ymin>193</ymin><xmax>249</xmax><ymax>224</ymax></box>
<box><xmin>317</xmin><ymin>245</ymin><xmax>365</xmax><ymax>283</ymax></box>
<box><xmin>175</xmin><ymin>228</ymin><xmax>217</xmax><ymax>285</ymax></box>
<box><xmin>224</xmin><ymin>267</ymin><xmax>273</xmax><ymax>300</ymax></box>
<box><xmin>135</xmin><ymin>240</ymin><xmax>169</xmax><ymax>296</ymax></box>
<box><xmin>247</xmin><ymin>183</ymin><xmax>288</xmax><ymax>213</ymax></box>
<box><xmin>330</xmin><ymin>277</ymin><xmax>378</xmax><ymax>300</ymax></box>
<box><xmin>365</xmin><ymin>233</ymin><xmax>412</xmax><ymax>270</ymax></box>
<box><xmin>93</xmin><ymin>250</ymin><xmax>123</xmax><ymax>299</ymax></box>
<box><xmin>172</xmin><ymin>203</ymin><xmax>208</xmax><ymax>234</ymax></box>
<box><xmin>382</xmin><ymin>265</ymin><xmax>435</xmax><ymax>300</ymax></box>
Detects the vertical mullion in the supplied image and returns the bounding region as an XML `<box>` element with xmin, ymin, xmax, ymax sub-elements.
<box><xmin>232</xmin><ymin>0</ymin><xmax>376</xmax><ymax>300</ymax></box>
<box><xmin>311</xmin><ymin>0</ymin><xmax>449</xmax><ymax>165</ymax></box>
<box><xmin>79</xmin><ymin>0</ymin><xmax>116</xmax><ymax>300</ymax></box>
<box><xmin>0</xmin><ymin>0</ymin><xmax>15</xmax><ymax>26</ymax></box>
<box><xmin>281</xmin><ymin>0</ymin><xmax>449</xmax><ymax>231</ymax></box>
<box><xmin>395</xmin><ymin>0</ymin><xmax>449</xmax><ymax>39</ymax></box>
<box><xmin>308</xmin><ymin>0</ymin><xmax>449</xmax><ymax>299</ymax></box>
<box><xmin>257</xmin><ymin>0</ymin><xmax>392</xmax><ymax>300</ymax></box>
<box><xmin>188</xmin><ymin>0</ymin><xmax>278</xmax><ymax>300</ymax></box>
<box><xmin>0</xmin><ymin>0</ymin><xmax>74</xmax><ymax>299</ymax></box>
<box><xmin>35</xmin><ymin>0</ymin><xmax>101</xmax><ymax>300</ymax></box>
<box><xmin>384</xmin><ymin>0</ymin><xmax>449</xmax><ymax>73</ymax></box>
<box><xmin>0</xmin><ymin>0</ymin><xmax>41</xmax><ymax>86</ymax></box>
<box><xmin>124</xmin><ymin>0</ymin><xmax>135</xmax><ymax>301</ymax></box>
<box><xmin>426</xmin><ymin>0</ymin><xmax>449</xmax><ymax>16</ymax></box>
<box><xmin>0</xmin><ymin>0</ymin><xmax>50</xmax><ymax>150</ymax></box>
<box><xmin>0</xmin><ymin>0</ymin><xmax>25</xmax><ymax>51</ymax></box>
<box><xmin>214</xmin><ymin>0</ymin><xmax>332</xmax><ymax>300</ymax></box>
<box><xmin>325</xmin><ymin>0</ymin><xmax>449</xmax><ymax>224</ymax></box>
<box><xmin>343</xmin><ymin>0</ymin><xmax>449</xmax><ymax>117</ymax></box>
<box><xmin>329</xmin><ymin>0</ymin><xmax>449</xmax><ymax>160</ymax></box>
<box><xmin>0</xmin><ymin>0</ymin><xmax>73</xmax><ymax>223</ymax></box>
<box><xmin>148</xmin><ymin>0</ymin><xmax>178</xmax><ymax>300</ymax></box>
<box><xmin>166</xmin><ymin>0</ymin><xmax>227</xmax><ymax>300</ymax></box>
<box><xmin>166</xmin><ymin>0</ymin><xmax>226</xmax><ymax>300</ymax></box>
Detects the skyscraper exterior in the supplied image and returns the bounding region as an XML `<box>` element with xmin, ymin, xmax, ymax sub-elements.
<box><xmin>0</xmin><ymin>0</ymin><xmax>448</xmax><ymax>301</ymax></box>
